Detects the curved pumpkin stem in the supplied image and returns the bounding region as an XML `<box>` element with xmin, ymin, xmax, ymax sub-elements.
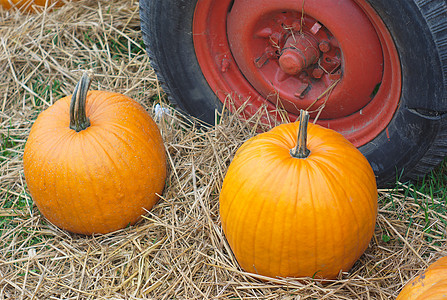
<box><xmin>70</xmin><ymin>72</ymin><xmax>92</xmax><ymax>132</ymax></box>
<box><xmin>290</xmin><ymin>110</ymin><xmax>310</xmax><ymax>159</ymax></box>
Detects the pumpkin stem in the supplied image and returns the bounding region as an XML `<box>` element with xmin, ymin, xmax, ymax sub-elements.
<box><xmin>290</xmin><ymin>110</ymin><xmax>310</xmax><ymax>159</ymax></box>
<box><xmin>69</xmin><ymin>72</ymin><xmax>92</xmax><ymax>132</ymax></box>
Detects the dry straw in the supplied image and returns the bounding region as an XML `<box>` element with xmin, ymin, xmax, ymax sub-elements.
<box><xmin>0</xmin><ymin>0</ymin><xmax>446</xmax><ymax>299</ymax></box>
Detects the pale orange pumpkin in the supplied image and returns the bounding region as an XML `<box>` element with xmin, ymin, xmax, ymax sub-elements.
<box><xmin>219</xmin><ymin>111</ymin><xmax>378</xmax><ymax>280</ymax></box>
<box><xmin>0</xmin><ymin>0</ymin><xmax>64</xmax><ymax>12</ymax></box>
<box><xmin>397</xmin><ymin>257</ymin><xmax>447</xmax><ymax>299</ymax></box>
<box><xmin>23</xmin><ymin>73</ymin><xmax>167</xmax><ymax>235</ymax></box>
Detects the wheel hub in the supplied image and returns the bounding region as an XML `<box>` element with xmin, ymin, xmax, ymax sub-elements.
<box><xmin>278</xmin><ymin>33</ymin><xmax>320</xmax><ymax>76</ymax></box>
<box><xmin>193</xmin><ymin>0</ymin><xmax>401</xmax><ymax>147</ymax></box>
<box><xmin>227</xmin><ymin>3</ymin><xmax>383</xmax><ymax>120</ymax></box>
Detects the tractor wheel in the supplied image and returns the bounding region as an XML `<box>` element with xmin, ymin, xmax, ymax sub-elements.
<box><xmin>139</xmin><ymin>0</ymin><xmax>447</xmax><ymax>186</ymax></box>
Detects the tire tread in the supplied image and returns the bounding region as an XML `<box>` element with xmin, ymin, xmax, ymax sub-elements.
<box><xmin>139</xmin><ymin>0</ymin><xmax>183</xmax><ymax>111</ymax></box>
<box><xmin>407</xmin><ymin>0</ymin><xmax>447</xmax><ymax>180</ymax></box>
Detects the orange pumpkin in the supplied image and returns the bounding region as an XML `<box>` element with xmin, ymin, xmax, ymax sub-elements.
<box><xmin>23</xmin><ymin>73</ymin><xmax>167</xmax><ymax>235</ymax></box>
<box><xmin>0</xmin><ymin>0</ymin><xmax>64</xmax><ymax>12</ymax></box>
<box><xmin>397</xmin><ymin>257</ymin><xmax>447</xmax><ymax>299</ymax></box>
<box><xmin>219</xmin><ymin>111</ymin><xmax>378</xmax><ymax>280</ymax></box>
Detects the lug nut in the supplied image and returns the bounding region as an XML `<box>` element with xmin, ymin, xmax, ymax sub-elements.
<box><xmin>312</xmin><ymin>68</ymin><xmax>324</xmax><ymax>79</ymax></box>
<box><xmin>319</xmin><ymin>41</ymin><xmax>330</xmax><ymax>53</ymax></box>
<box><xmin>292</xmin><ymin>21</ymin><xmax>301</xmax><ymax>31</ymax></box>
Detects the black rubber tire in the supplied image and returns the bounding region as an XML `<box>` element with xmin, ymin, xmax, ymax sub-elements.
<box><xmin>139</xmin><ymin>0</ymin><xmax>447</xmax><ymax>187</ymax></box>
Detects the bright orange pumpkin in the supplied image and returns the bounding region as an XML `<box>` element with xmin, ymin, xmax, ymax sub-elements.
<box><xmin>397</xmin><ymin>257</ymin><xmax>447</xmax><ymax>299</ymax></box>
<box><xmin>23</xmin><ymin>73</ymin><xmax>167</xmax><ymax>235</ymax></box>
<box><xmin>0</xmin><ymin>0</ymin><xmax>64</xmax><ymax>12</ymax></box>
<box><xmin>219</xmin><ymin>111</ymin><xmax>378</xmax><ymax>280</ymax></box>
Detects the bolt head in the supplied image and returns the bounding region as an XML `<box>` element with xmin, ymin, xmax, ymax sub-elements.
<box><xmin>292</xmin><ymin>21</ymin><xmax>301</xmax><ymax>31</ymax></box>
<box><xmin>312</xmin><ymin>68</ymin><xmax>324</xmax><ymax>79</ymax></box>
<box><xmin>319</xmin><ymin>41</ymin><xmax>330</xmax><ymax>53</ymax></box>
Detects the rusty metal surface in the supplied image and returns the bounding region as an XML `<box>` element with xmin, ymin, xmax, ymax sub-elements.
<box><xmin>193</xmin><ymin>0</ymin><xmax>401</xmax><ymax>146</ymax></box>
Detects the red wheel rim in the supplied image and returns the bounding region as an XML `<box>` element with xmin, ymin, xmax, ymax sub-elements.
<box><xmin>193</xmin><ymin>0</ymin><xmax>401</xmax><ymax>147</ymax></box>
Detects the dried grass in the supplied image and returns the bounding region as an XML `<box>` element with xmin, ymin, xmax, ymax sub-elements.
<box><xmin>0</xmin><ymin>1</ymin><xmax>446</xmax><ymax>299</ymax></box>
